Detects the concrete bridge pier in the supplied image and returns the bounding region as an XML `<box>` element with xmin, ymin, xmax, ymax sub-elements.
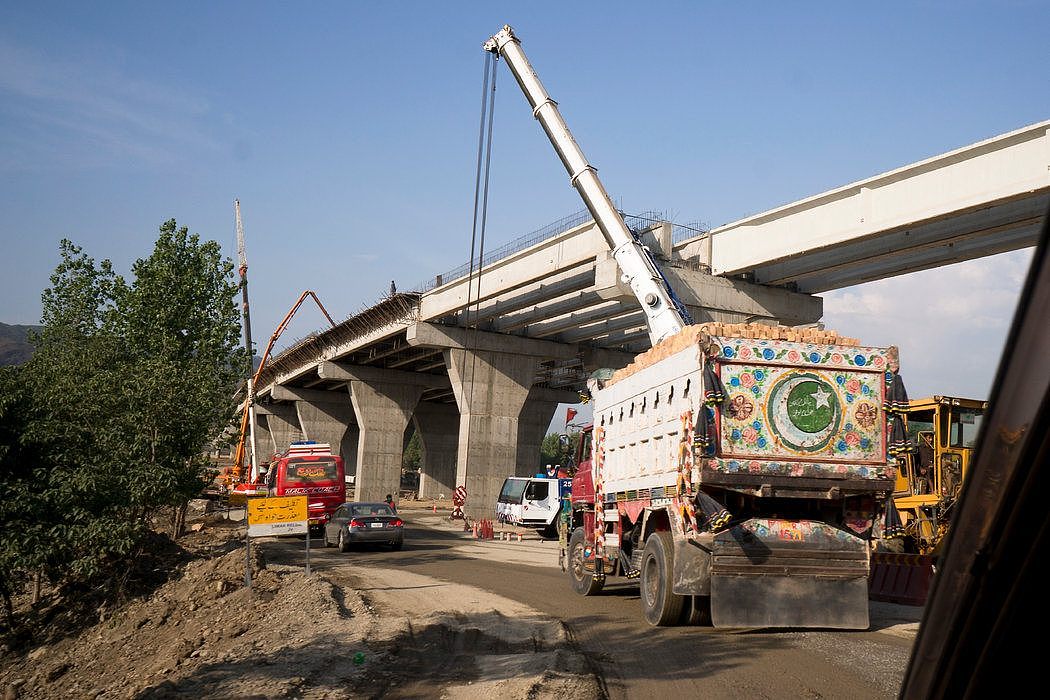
<box><xmin>407</xmin><ymin>322</ymin><xmax>583</xmax><ymax>521</ymax></box>
<box><xmin>412</xmin><ymin>401</ymin><xmax>459</xmax><ymax>499</ymax></box>
<box><xmin>273</xmin><ymin>386</ymin><xmax>355</xmax><ymax>460</ymax></box>
<box><xmin>445</xmin><ymin>346</ymin><xmax>538</xmax><ymax>521</ymax></box>
<box><xmin>318</xmin><ymin>361</ymin><xmax>451</xmax><ymax>503</ymax></box>
<box><xmin>348</xmin><ymin>380</ymin><xmax>422</xmax><ymax>503</ymax></box>
<box><xmin>342</xmin><ymin>424</ymin><xmax>359</xmax><ymax>486</ymax></box>
<box><xmin>251</xmin><ymin>412</ymin><xmax>272</xmax><ymax>461</ymax></box>
<box><xmin>516</xmin><ymin>386</ymin><xmax>581</xmax><ymax>477</ymax></box>
<box><xmin>256</xmin><ymin>404</ymin><xmax>302</xmax><ymax>456</ymax></box>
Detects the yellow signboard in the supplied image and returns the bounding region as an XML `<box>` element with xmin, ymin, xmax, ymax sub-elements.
<box><xmin>247</xmin><ymin>495</ymin><xmax>308</xmax><ymax>536</ymax></box>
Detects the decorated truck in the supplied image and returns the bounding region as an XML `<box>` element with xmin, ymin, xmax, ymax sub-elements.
<box><xmin>568</xmin><ymin>324</ymin><xmax>899</xmax><ymax>628</ymax></box>
<box><xmin>483</xmin><ymin>25</ymin><xmax>901</xmax><ymax>628</ymax></box>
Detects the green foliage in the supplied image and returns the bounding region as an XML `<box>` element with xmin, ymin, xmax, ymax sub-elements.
<box><xmin>0</xmin><ymin>223</ymin><xmax>244</xmax><ymax>631</ymax></box>
<box><xmin>540</xmin><ymin>430</ymin><xmax>580</xmax><ymax>471</ymax></box>
<box><xmin>402</xmin><ymin>430</ymin><xmax>423</xmax><ymax>471</ymax></box>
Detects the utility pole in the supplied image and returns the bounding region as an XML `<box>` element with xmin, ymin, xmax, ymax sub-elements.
<box><xmin>235</xmin><ymin>199</ymin><xmax>259</xmax><ymax>483</ymax></box>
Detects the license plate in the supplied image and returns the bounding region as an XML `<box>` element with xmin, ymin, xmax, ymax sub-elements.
<box><xmin>370</xmin><ymin>522</ymin><xmax>383</xmax><ymax>528</ymax></box>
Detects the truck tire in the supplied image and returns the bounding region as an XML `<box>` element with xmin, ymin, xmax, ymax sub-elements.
<box><xmin>640</xmin><ymin>531</ymin><xmax>684</xmax><ymax>626</ymax></box>
<box><xmin>568</xmin><ymin>527</ymin><xmax>604</xmax><ymax>596</ymax></box>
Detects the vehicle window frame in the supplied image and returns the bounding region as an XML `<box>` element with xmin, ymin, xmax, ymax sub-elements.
<box><xmin>524</xmin><ymin>480</ymin><xmax>550</xmax><ymax>502</ymax></box>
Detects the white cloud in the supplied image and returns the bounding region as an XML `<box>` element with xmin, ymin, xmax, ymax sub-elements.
<box><xmin>823</xmin><ymin>248</ymin><xmax>1035</xmax><ymax>400</ymax></box>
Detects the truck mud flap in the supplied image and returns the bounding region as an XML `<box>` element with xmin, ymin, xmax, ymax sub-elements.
<box><xmin>672</xmin><ymin>534</ymin><xmax>713</xmax><ymax>596</ymax></box>
<box><xmin>709</xmin><ymin>519</ymin><xmax>870</xmax><ymax>629</ymax></box>
<box><xmin>711</xmin><ymin>574</ymin><xmax>869</xmax><ymax>629</ymax></box>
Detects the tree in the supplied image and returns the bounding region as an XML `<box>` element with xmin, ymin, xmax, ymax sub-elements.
<box><xmin>541</xmin><ymin>430</ymin><xmax>580</xmax><ymax>472</ymax></box>
<box><xmin>402</xmin><ymin>431</ymin><xmax>423</xmax><ymax>472</ymax></box>
<box><xmin>1</xmin><ymin>222</ymin><xmax>244</xmax><ymax>635</ymax></box>
<box><xmin>111</xmin><ymin>220</ymin><xmax>244</xmax><ymax>534</ymax></box>
<box><xmin>0</xmin><ymin>365</ymin><xmax>47</xmax><ymax>631</ymax></box>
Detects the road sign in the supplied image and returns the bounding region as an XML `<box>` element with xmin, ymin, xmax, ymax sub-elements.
<box><xmin>451</xmin><ymin>485</ymin><xmax>467</xmax><ymax>520</ymax></box>
<box><xmin>247</xmin><ymin>495</ymin><xmax>308</xmax><ymax>536</ymax></box>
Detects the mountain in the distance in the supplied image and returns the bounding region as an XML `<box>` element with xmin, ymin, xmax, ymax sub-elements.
<box><xmin>1</xmin><ymin>322</ymin><xmax>262</xmax><ymax>369</ymax></box>
<box><xmin>0</xmin><ymin>322</ymin><xmax>41</xmax><ymax>366</ymax></box>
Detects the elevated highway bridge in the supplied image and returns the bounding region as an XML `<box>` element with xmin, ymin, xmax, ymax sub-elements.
<box><xmin>249</xmin><ymin>120</ymin><xmax>1049</xmax><ymax>517</ymax></box>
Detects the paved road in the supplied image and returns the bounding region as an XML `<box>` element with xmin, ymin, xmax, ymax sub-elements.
<box><xmin>262</xmin><ymin>507</ymin><xmax>919</xmax><ymax>699</ymax></box>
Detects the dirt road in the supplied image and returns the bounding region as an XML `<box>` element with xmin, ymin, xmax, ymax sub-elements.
<box><xmin>4</xmin><ymin>504</ymin><xmax>916</xmax><ymax>698</ymax></box>
<box><xmin>263</xmin><ymin>505</ymin><xmax>920</xmax><ymax>699</ymax></box>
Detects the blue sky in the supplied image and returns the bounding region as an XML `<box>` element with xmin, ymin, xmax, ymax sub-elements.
<box><xmin>2</xmin><ymin>2</ymin><xmax>1047</xmax><ymax>422</ymax></box>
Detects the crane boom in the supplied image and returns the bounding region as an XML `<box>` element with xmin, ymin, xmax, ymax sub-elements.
<box><xmin>235</xmin><ymin>199</ymin><xmax>259</xmax><ymax>482</ymax></box>
<box><xmin>484</xmin><ymin>25</ymin><xmax>690</xmax><ymax>344</ymax></box>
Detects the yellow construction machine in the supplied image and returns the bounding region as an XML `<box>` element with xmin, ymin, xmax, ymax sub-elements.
<box><xmin>892</xmin><ymin>396</ymin><xmax>986</xmax><ymax>553</ymax></box>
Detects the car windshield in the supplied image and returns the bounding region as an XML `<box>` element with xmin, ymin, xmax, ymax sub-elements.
<box><xmin>351</xmin><ymin>504</ymin><xmax>394</xmax><ymax>517</ymax></box>
<box><xmin>284</xmin><ymin>459</ymin><xmax>339</xmax><ymax>482</ymax></box>
<box><xmin>498</xmin><ymin>478</ymin><xmax>529</xmax><ymax>503</ymax></box>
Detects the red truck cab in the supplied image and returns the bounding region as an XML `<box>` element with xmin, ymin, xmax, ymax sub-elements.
<box><xmin>570</xmin><ymin>425</ymin><xmax>595</xmax><ymax>510</ymax></box>
<box><xmin>265</xmin><ymin>441</ymin><xmax>346</xmax><ymax>534</ymax></box>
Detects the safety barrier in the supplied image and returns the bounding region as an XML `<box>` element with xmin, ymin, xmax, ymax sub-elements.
<box><xmin>472</xmin><ymin>519</ymin><xmax>495</xmax><ymax>540</ymax></box>
<box><xmin>869</xmin><ymin>552</ymin><xmax>936</xmax><ymax>606</ymax></box>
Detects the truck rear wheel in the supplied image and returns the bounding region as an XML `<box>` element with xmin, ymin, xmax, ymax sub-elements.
<box><xmin>641</xmin><ymin>531</ymin><xmax>684</xmax><ymax>626</ymax></box>
<box><xmin>568</xmin><ymin>527</ymin><xmax>604</xmax><ymax>596</ymax></box>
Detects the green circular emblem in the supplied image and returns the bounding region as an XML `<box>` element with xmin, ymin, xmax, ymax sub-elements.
<box><xmin>786</xmin><ymin>380</ymin><xmax>835</xmax><ymax>433</ymax></box>
<box><xmin>767</xmin><ymin>372</ymin><xmax>842</xmax><ymax>453</ymax></box>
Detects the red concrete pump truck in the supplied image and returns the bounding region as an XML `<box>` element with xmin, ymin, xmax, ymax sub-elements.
<box><xmin>485</xmin><ymin>25</ymin><xmax>903</xmax><ymax>629</ymax></box>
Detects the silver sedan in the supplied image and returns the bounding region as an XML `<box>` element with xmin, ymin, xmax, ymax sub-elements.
<box><xmin>323</xmin><ymin>502</ymin><xmax>404</xmax><ymax>551</ymax></box>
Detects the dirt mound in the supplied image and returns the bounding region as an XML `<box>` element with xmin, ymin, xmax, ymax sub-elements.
<box><xmin>1</xmin><ymin>522</ymin><xmax>599</xmax><ymax>699</ymax></box>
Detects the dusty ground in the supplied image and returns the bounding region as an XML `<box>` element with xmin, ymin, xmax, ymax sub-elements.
<box><xmin>0</xmin><ymin>505</ymin><xmax>600</xmax><ymax>700</ymax></box>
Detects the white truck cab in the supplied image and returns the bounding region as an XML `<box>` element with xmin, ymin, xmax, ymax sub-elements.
<box><xmin>496</xmin><ymin>475</ymin><xmax>571</xmax><ymax>537</ymax></box>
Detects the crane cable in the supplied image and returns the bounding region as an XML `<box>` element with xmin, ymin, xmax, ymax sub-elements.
<box><xmin>458</xmin><ymin>51</ymin><xmax>498</xmax><ymax>507</ymax></box>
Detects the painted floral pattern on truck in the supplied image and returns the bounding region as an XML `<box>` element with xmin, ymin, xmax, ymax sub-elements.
<box><xmin>703</xmin><ymin>458</ymin><xmax>896</xmax><ymax>480</ymax></box>
<box><xmin>718</xmin><ymin>339</ymin><xmax>888</xmax><ymax>372</ymax></box>
<box><xmin>720</xmin><ymin>363</ymin><xmax>884</xmax><ymax>463</ymax></box>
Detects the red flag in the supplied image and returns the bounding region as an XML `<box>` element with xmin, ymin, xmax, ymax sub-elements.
<box><xmin>566</xmin><ymin>407</ymin><xmax>578</xmax><ymax>423</ymax></box>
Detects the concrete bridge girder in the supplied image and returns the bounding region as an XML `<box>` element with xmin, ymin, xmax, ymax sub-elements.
<box><xmin>594</xmin><ymin>254</ymin><xmax>823</xmax><ymax>327</ymax></box>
